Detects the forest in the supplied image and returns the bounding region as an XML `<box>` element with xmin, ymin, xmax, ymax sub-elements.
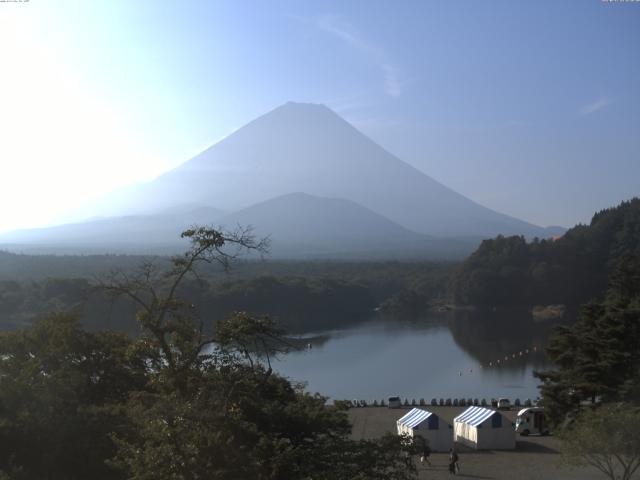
<box><xmin>0</xmin><ymin>254</ymin><xmax>453</xmax><ymax>334</ymax></box>
<box><xmin>449</xmin><ymin>198</ymin><xmax>640</xmax><ymax>308</ymax></box>
<box><xmin>0</xmin><ymin>228</ymin><xmax>425</xmax><ymax>480</ymax></box>
<box><xmin>2</xmin><ymin>199</ymin><xmax>639</xmax><ymax>334</ymax></box>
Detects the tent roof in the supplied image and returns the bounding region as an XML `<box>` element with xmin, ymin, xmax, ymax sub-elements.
<box><xmin>397</xmin><ymin>408</ymin><xmax>434</xmax><ymax>429</ymax></box>
<box><xmin>454</xmin><ymin>406</ymin><xmax>498</xmax><ymax>427</ymax></box>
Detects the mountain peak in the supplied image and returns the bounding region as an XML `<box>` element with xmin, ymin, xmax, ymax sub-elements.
<box><xmin>282</xmin><ymin>100</ymin><xmax>327</xmax><ymax>108</ymax></box>
<box><xmin>76</xmin><ymin>103</ymin><xmax>548</xmax><ymax>239</ymax></box>
<box><xmin>259</xmin><ymin>101</ymin><xmax>340</xmax><ymax>125</ymax></box>
<box><xmin>280</xmin><ymin>101</ymin><xmax>332</xmax><ymax>111</ymax></box>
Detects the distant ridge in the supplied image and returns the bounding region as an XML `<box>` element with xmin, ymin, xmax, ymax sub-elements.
<box><xmin>0</xmin><ymin>206</ymin><xmax>223</xmax><ymax>254</ymax></box>
<box><xmin>0</xmin><ymin>194</ymin><xmax>480</xmax><ymax>259</ymax></box>
<box><xmin>215</xmin><ymin>192</ymin><xmax>479</xmax><ymax>259</ymax></box>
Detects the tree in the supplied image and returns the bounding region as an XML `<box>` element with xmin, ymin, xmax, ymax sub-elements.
<box><xmin>0</xmin><ymin>313</ymin><xmax>147</xmax><ymax>480</ymax></box>
<box><xmin>449</xmin><ymin>198</ymin><xmax>640</xmax><ymax>309</ymax></box>
<box><xmin>559</xmin><ymin>403</ymin><xmax>640</xmax><ymax>480</ymax></box>
<box><xmin>98</xmin><ymin>226</ymin><xmax>270</xmax><ymax>389</ymax></box>
<box><xmin>0</xmin><ymin>226</ymin><xmax>421</xmax><ymax>479</ymax></box>
<box><xmin>535</xmin><ymin>251</ymin><xmax>640</xmax><ymax>427</ymax></box>
<box><xmin>98</xmin><ymin>226</ymin><xmax>419</xmax><ymax>480</ymax></box>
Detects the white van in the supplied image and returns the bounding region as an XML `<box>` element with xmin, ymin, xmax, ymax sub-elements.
<box><xmin>515</xmin><ymin>407</ymin><xmax>549</xmax><ymax>436</ymax></box>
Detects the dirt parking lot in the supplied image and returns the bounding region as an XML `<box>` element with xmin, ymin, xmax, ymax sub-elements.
<box><xmin>348</xmin><ymin>406</ymin><xmax>603</xmax><ymax>480</ymax></box>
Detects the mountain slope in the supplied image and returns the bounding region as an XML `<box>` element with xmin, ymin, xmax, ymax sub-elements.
<box><xmin>0</xmin><ymin>194</ymin><xmax>479</xmax><ymax>258</ymax></box>
<box><xmin>215</xmin><ymin>192</ymin><xmax>478</xmax><ymax>259</ymax></box>
<box><xmin>0</xmin><ymin>206</ymin><xmax>222</xmax><ymax>254</ymax></box>
<box><xmin>85</xmin><ymin>102</ymin><xmax>551</xmax><ymax>238</ymax></box>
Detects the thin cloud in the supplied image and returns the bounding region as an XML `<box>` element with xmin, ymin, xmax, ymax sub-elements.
<box><xmin>315</xmin><ymin>15</ymin><xmax>405</xmax><ymax>98</ymax></box>
<box><xmin>579</xmin><ymin>97</ymin><xmax>611</xmax><ymax>115</ymax></box>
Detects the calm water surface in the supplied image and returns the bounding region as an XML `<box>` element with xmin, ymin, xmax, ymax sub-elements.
<box><xmin>272</xmin><ymin>312</ymin><xmax>552</xmax><ymax>402</ymax></box>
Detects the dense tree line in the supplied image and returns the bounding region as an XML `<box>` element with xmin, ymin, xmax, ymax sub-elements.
<box><xmin>449</xmin><ymin>198</ymin><xmax>640</xmax><ymax>307</ymax></box>
<box><xmin>0</xmin><ymin>250</ymin><xmax>452</xmax><ymax>287</ymax></box>
<box><xmin>0</xmin><ymin>228</ymin><xmax>422</xmax><ymax>480</ymax></box>
<box><xmin>535</xmin><ymin>251</ymin><xmax>640</xmax><ymax>426</ymax></box>
<box><xmin>0</xmin><ymin>276</ymin><xmax>376</xmax><ymax>334</ymax></box>
<box><xmin>200</xmin><ymin>276</ymin><xmax>376</xmax><ymax>332</ymax></box>
<box><xmin>0</xmin><ymin>262</ymin><xmax>453</xmax><ymax>334</ymax></box>
<box><xmin>533</xmin><ymin>250</ymin><xmax>640</xmax><ymax>480</ymax></box>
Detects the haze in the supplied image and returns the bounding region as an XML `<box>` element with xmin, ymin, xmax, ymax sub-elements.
<box><xmin>1</xmin><ymin>0</ymin><xmax>639</xmax><ymax>233</ymax></box>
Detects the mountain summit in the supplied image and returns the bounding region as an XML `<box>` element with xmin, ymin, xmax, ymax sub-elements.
<box><xmin>0</xmin><ymin>103</ymin><xmax>560</xmax><ymax>257</ymax></box>
<box><xmin>90</xmin><ymin>102</ymin><xmax>548</xmax><ymax>238</ymax></box>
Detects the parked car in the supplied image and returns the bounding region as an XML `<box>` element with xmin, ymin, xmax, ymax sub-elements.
<box><xmin>497</xmin><ymin>398</ymin><xmax>511</xmax><ymax>410</ymax></box>
<box><xmin>388</xmin><ymin>396</ymin><xmax>402</xmax><ymax>409</ymax></box>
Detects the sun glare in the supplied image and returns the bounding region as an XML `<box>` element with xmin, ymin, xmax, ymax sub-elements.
<box><xmin>0</xmin><ymin>5</ymin><xmax>162</xmax><ymax>233</ymax></box>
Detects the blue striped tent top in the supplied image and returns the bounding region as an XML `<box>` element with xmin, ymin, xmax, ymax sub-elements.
<box><xmin>397</xmin><ymin>408</ymin><xmax>433</xmax><ymax>429</ymax></box>
<box><xmin>454</xmin><ymin>406</ymin><xmax>497</xmax><ymax>427</ymax></box>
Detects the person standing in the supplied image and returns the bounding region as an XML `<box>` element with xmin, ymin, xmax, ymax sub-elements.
<box><xmin>420</xmin><ymin>442</ymin><xmax>432</xmax><ymax>466</ymax></box>
<box><xmin>448</xmin><ymin>448</ymin><xmax>459</xmax><ymax>474</ymax></box>
<box><xmin>452</xmin><ymin>448</ymin><xmax>460</xmax><ymax>474</ymax></box>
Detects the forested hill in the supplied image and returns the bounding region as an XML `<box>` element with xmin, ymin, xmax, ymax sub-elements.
<box><xmin>449</xmin><ymin>198</ymin><xmax>640</xmax><ymax>307</ymax></box>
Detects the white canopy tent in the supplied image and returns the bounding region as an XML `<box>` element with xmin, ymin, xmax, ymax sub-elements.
<box><xmin>453</xmin><ymin>406</ymin><xmax>515</xmax><ymax>450</ymax></box>
<box><xmin>396</xmin><ymin>408</ymin><xmax>453</xmax><ymax>452</ymax></box>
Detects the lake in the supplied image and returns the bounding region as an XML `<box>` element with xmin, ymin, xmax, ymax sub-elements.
<box><xmin>272</xmin><ymin>310</ymin><xmax>554</xmax><ymax>403</ymax></box>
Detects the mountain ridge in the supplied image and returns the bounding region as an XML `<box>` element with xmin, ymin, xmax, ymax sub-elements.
<box><xmin>0</xmin><ymin>192</ymin><xmax>481</xmax><ymax>259</ymax></box>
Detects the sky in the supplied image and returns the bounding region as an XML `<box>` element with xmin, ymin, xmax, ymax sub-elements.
<box><xmin>0</xmin><ymin>0</ymin><xmax>639</xmax><ymax>233</ymax></box>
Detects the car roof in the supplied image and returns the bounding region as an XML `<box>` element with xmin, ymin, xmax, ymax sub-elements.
<box><xmin>517</xmin><ymin>407</ymin><xmax>543</xmax><ymax>415</ymax></box>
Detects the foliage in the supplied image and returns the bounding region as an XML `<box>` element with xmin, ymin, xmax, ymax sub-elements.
<box><xmin>0</xmin><ymin>259</ymin><xmax>454</xmax><ymax>334</ymax></box>
<box><xmin>535</xmin><ymin>251</ymin><xmax>640</xmax><ymax>426</ymax></box>
<box><xmin>377</xmin><ymin>267</ymin><xmax>450</xmax><ymax>316</ymax></box>
<box><xmin>450</xmin><ymin>198</ymin><xmax>640</xmax><ymax>307</ymax></box>
<box><xmin>559</xmin><ymin>403</ymin><xmax>640</xmax><ymax>480</ymax></box>
<box><xmin>203</xmin><ymin>275</ymin><xmax>377</xmax><ymax>332</ymax></box>
<box><xmin>0</xmin><ymin>227</ymin><xmax>421</xmax><ymax>479</ymax></box>
<box><xmin>0</xmin><ymin>313</ymin><xmax>147</xmax><ymax>480</ymax></box>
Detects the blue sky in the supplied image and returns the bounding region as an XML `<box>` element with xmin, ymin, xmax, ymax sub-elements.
<box><xmin>0</xmin><ymin>0</ymin><xmax>638</xmax><ymax>232</ymax></box>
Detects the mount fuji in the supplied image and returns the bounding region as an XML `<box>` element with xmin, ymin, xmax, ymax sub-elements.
<box><xmin>0</xmin><ymin>102</ymin><xmax>563</xmax><ymax>258</ymax></box>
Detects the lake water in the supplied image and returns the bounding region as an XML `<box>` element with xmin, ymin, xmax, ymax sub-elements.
<box><xmin>272</xmin><ymin>311</ymin><xmax>553</xmax><ymax>403</ymax></box>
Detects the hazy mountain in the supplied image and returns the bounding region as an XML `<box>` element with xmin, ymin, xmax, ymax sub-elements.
<box><xmin>81</xmin><ymin>102</ymin><xmax>557</xmax><ymax>238</ymax></box>
<box><xmin>215</xmin><ymin>192</ymin><xmax>479</xmax><ymax>259</ymax></box>
<box><xmin>0</xmin><ymin>193</ymin><xmax>479</xmax><ymax>259</ymax></box>
<box><xmin>1</xmin><ymin>102</ymin><xmax>565</xmax><ymax>258</ymax></box>
<box><xmin>0</xmin><ymin>206</ymin><xmax>222</xmax><ymax>254</ymax></box>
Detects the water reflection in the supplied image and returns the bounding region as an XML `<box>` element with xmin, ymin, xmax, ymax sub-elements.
<box><xmin>272</xmin><ymin>311</ymin><xmax>563</xmax><ymax>401</ymax></box>
<box><xmin>447</xmin><ymin>309</ymin><xmax>555</xmax><ymax>371</ymax></box>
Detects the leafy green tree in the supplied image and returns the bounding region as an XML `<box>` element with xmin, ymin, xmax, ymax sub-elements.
<box><xmin>0</xmin><ymin>226</ymin><xmax>420</xmax><ymax>479</ymax></box>
<box><xmin>535</xmin><ymin>251</ymin><xmax>640</xmax><ymax>426</ymax></box>
<box><xmin>449</xmin><ymin>198</ymin><xmax>640</xmax><ymax>308</ymax></box>
<box><xmin>100</xmin><ymin>227</ymin><xmax>419</xmax><ymax>480</ymax></box>
<box><xmin>0</xmin><ymin>313</ymin><xmax>147</xmax><ymax>480</ymax></box>
<box><xmin>559</xmin><ymin>403</ymin><xmax>640</xmax><ymax>480</ymax></box>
